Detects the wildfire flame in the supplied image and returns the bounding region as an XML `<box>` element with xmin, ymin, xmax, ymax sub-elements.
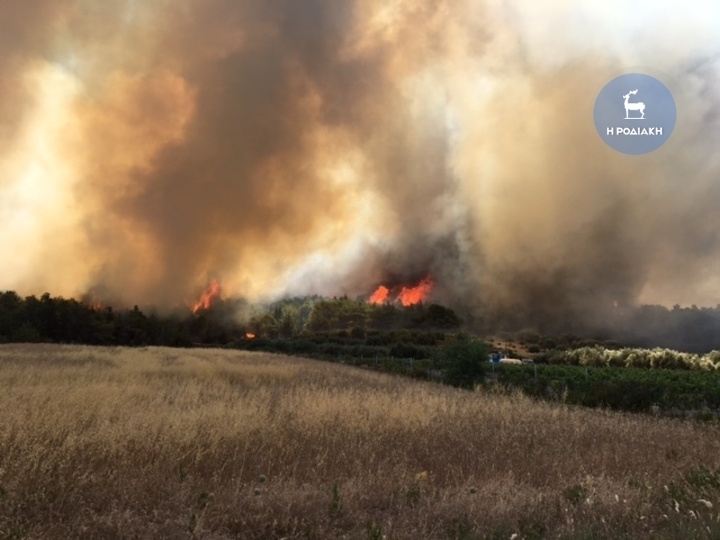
<box><xmin>397</xmin><ymin>277</ymin><xmax>435</xmax><ymax>306</ymax></box>
<box><xmin>368</xmin><ymin>276</ymin><xmax>434</xmax><ymax>306</ymax></box>
<box><xmin>246</xmin><ymin>332</ymin><xmax>256</xmax><ymax>339</ymax></box>
<box><xmin>192</xmin><ymin>279</ymin><xmax>221</xmax><ymax>314</ymax></box>
<box><xmin>368</xmin><ymin>285</ymin><xmax>390</xmax><ymax>304</ymax></box>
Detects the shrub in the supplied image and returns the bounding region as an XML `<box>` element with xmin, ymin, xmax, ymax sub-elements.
<box><xmin>389</xmin><ymin>342</ymin><xmax>429</xmax><ymax>359</ymax></box>
<box><xmin>350</xmin><ymin>326</ymin><xmax>365</xmax><ymax>339</ymax></box>
<box><xmin>442</xmin><ymin>340</ymin><xmax>488</xmax><ymax>389</ymax></box>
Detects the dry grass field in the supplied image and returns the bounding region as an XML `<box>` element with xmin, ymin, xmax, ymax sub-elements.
<box><xmin>1</xmin><ymin>345</ymin><xmax>720</xmax><ymax>539</ymax></box>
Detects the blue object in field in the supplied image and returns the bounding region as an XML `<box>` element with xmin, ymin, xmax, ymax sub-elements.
<box><xmin>490</xmin><ymin>353</ymin><xmax>505</xmax><ymax>363</ymax></box>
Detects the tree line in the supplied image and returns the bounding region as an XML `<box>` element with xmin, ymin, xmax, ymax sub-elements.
<box><xmin>0</xmin><ymin>291</ymin><xmax>235</xmax><ymax>346</ymax></box>
<box><xmin>0</xmin><ymin>291</ymin><xmax>462</xmax><ymax>347</ymax></box>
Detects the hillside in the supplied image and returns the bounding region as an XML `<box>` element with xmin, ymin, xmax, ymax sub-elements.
<box><xmin>1</xmin><ymin>344</ymin><xmax>720</xmax><ymax>539</ymax></box>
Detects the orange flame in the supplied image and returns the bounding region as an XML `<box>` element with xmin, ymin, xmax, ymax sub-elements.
<box><xmin>397</xmin><ymin>277</ymin><xmax>434</xmax><ymax>306</ymax></box>
<box><xmin>368</xmin><ymin>277</ymin><xmax>434</xmax><ymax>306</ymax></box>
<box><xmin>192</xmin><ymin>279</ymin><xmax>221</xmax><ymax>314</ymax></box>
<box><xmin>246</xmin><ymin>332</ymin><xmax>256</xmax><ymax>339</ymax></box>
<box><xmin>369</xmin><ymin>285</ymin><xmax>390</xmax><ymax>304</ymax></box>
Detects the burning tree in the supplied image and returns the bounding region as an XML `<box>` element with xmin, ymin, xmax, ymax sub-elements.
<box><xmin>192</xmin><ymin>280</ymin><xmax>222</xmax><ymax>314</ymax></box>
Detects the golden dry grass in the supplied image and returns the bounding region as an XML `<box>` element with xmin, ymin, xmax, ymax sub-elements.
<box><xmin>1</xmin><ymin>344</ymin><xmax>720</xmax><ymax>539</ymax></box>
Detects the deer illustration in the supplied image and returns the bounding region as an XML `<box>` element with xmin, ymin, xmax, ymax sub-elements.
<box><xmin>623</xmin><ymin>89</ymin><xmax>645</xmax><ymax>119</ymax></box>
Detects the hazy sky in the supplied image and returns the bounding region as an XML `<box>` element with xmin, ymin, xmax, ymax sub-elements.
<box><xmin>1</xmin><ymin>0</ymin><xmax>719</xmax><ymax>322</ymax></box>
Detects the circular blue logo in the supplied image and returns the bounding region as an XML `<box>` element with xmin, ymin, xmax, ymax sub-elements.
<box><xmin>594</xmin><ymin>73</ymin><xmax>676</xmax><ymax>155</ymax></box>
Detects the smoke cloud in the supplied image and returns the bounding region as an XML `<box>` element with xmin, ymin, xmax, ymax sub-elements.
<box><xmin>1</xmin><ymin>0</ymin><xmax>720</xmax><ymax>331</ymax></box>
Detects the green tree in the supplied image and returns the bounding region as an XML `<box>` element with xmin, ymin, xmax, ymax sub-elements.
<box><xmin>13</xmin><ymin>322</ymin><xmax>41</xmax><ymax>343</ymax></box>
<box><xmin>250</xmin><ymin>314</ymin><xmax>278</xmax><ymax>338</ymax></box>
<box><xmin>306</xmin><ymin>301</ymin><xmax>338</xmax><ymax>333</ymax></box>
<box><xmin>424</xmin><ymin>304</ymin><xmax>461</xmax><ymax>329</ymax></box>
<box><xmin>280</xmin><ymin>313</ymin><xmax>295</xmax><ymax>338</ymax></box>
<box><xmin>442</xmin><ymin>340</ymin><xmax>488</xmax><ymax>389</ymax></box>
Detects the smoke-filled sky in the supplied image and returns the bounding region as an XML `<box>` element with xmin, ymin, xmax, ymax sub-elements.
<box><xmin>1</xmin><ymin>0</ymin><xmax>720</xmax><ymax>326</ymax></box>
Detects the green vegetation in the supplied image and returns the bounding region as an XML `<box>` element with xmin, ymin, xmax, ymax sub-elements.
<box><xmin>6</xmin><ymin>288</ymin><xmax>720</xmax><ymax>418</ymax></box>
<box><xmin>488</xmin><ymin>362</ymin><xmax>720</xmax><ymax>416</ymax></box>
<box><xmin>0</xmin><ymin>290</ymin><xmax>241</xmax><ymax>347</ymax></box>
<box><xmin>440</xmin><ymin>339</ymin><xmax>488</xmax><ymax>388</ymax></box>
<box><xmin>540</xmin><ymin>345</ymin><xmax>720</xmax><ymax>370</ymax></box>
<box><xmin>0</xmin><ymin>291</ymin><xmax>461</xmax><ymax>348</ymax></box>
<box><xmin>234</xmin><ymin>335</ymin><xmax>720</xmax><ymax>417</ymax></box>
<box><xmin>264</xmin><ymin>296</ymin><xmax>461</xmax><ymax>336</ymax></box>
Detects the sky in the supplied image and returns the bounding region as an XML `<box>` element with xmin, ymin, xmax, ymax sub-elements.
<box><xmin>1</xmin><ymin>0</ymin><xmax>720</xmax><ymax>327</ymax></box>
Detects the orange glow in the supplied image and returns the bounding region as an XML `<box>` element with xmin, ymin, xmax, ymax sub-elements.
<box><xmin>246</xmin><ymin>332</ymin><xmax>256</xmax><ymax>339</ymax></box>
<box><xmin>82</xmin><ymin>293</ymin><xmax>104</xmax><ymax>311</ymax></box>
<box><xmin>192</xmin><ymin>279</ymin><xmax>221</xmax><ymax>313</ymax></box>
<box><xmin>368</xmin><ymin>276</ymin><xmax>434</xmax><ymax>306</ymax></box>
<box><xmin>369</xmin><ymin>285</ymin><xmax>390</xmax><ymax>304</ymax></box>
<box><xmin>397</xmin><ymin>277</ymin><xmax>434</xmax><ymax>306</ymax></box>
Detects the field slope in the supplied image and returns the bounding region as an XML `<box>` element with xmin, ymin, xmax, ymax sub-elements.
<box><xmin>1</xmin><ymin>344</ymin><xmax>720</xmax><ymax>539</ymax></box>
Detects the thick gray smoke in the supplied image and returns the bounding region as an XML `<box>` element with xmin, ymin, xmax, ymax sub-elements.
<box><xmin>1</xmin><ymin>0</ymin><xmax>720</xmax><ymax>332</ymax></box>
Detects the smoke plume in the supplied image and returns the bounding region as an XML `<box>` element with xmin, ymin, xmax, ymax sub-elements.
<box><xmin>1</xmin><ymin>0</ymin><xmax>720</xmax><ymax>331</ymax></box>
